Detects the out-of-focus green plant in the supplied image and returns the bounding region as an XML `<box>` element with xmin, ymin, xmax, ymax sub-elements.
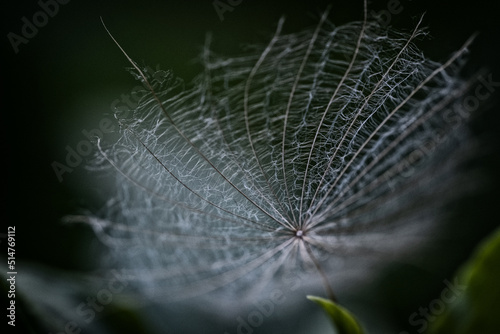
<box><xmin>308</xmin><ymin>295</ymin><xmax>364</xmax><ymax>334</ymax></box>
<box><xmin>428</xmin><ymin>227</ymin><xmax>500</xmax><ymax>334</ymax></box>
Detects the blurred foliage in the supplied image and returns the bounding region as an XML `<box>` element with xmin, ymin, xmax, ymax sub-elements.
<box><xmin>429</xmin><ymin>227</ymin><xmax>500</xmax><ymax>334</ymax></box>
<box><xmin>308</xmin><ymin>295</ymin><xmax>364</xmax><ymax>334</ymax></box>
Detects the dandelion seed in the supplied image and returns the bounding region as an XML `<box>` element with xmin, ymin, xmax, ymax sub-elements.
<box><xmin>70</xmin><ymin>1</ymin><xmax>482</xmax><ymax>315</ymax></box>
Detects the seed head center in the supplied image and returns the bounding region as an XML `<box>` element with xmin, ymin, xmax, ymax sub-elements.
<box><xmin>295</xmin><ymin>229</ymin><xmax>304</xmax><ymax>238</ymax></box>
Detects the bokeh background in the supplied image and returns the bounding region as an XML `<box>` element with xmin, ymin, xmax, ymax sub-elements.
<box><xmin>2</xmin><ymin>0</ymin><xmax>500</xmax><ymax>333</ymax></box>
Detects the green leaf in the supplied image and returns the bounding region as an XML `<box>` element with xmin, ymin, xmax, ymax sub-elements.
<box><xmin>428</xmin><ymin>227</ymin><xmax>500</xmax><ymax>334</ymax></box>
<box><xmin>307</xmin><ymin>295</ymin><xmax>364</xmax><ymax>334</ymax></box>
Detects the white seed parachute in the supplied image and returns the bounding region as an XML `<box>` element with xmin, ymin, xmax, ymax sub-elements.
<box><xmin>67</xmin><ymin>3</ymin><xmax>481</xmax><ymax>316</ymax></box>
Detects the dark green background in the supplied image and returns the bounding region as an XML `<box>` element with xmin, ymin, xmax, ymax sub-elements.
<box><xmin>2</xmin><ymin>0</ymin><xmax>500</xmax><ymax>333</ymax></box>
